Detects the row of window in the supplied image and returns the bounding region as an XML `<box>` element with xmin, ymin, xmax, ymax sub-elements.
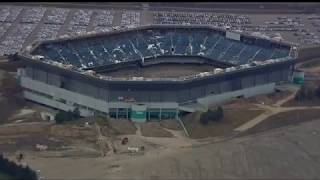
<box><xmin>25</xmin><ymin>88</ymin><xmax>54</xmax><ymax>100</ymax></box>
<box><xmin>25</xmin><ymin>87</ymin><xmax>177</xmax><ymax>120</ymax></box>
<box><xmin>109</xmin><ymin>107</ymin><xmax>177</xmax><ymax>120</ymax></box>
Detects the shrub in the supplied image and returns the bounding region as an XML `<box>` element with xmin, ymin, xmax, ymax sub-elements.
<box><xmin>295</xmin><ymin>85</ymin><xmax>306</xmax><ymax>101</ymax></box>
<box><xmin>73</xmin><ymin>107</ymin><xmax>81</xmax><ymax>119</ymax></box>
<box><xmin>0</xmin><ymin>154</ymin><xmax>37</xmax><ymax>180</ymax></box>
<box><xmin>55</xmin><ymin>108</ymin><xmax>81</xmax><ymax>124</ymax></box>
<box><xmin>306</xmin><ymin>89</ymin><xmax>314</xmax><ymax>100</ymax></box>
<box><xmin>316</xmin><ymin>85</ymin><xmax>320</xmax><ymax>98</ymax></box>
<box><xmin>200</xmin><ymin>106</ymin><xmax>224</xmax><ymax>125</ymax></box>
<box><xmin>200</xmin><ymin>116</ymin><xmax>209</xmax><ymax>125</ymax></box>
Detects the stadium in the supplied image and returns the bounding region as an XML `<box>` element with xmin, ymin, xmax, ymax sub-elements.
<box><xmin>14</xmin><ymin>24</ymin><xmax>298</xmax><ymax>122</ymax></box>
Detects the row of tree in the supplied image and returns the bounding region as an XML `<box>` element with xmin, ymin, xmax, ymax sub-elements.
<box><xmin>200</xmin><ymin>106</ymin><xmax>224</xmax><ymax>125</ymax></box>
<box><xmin>0</xmin><ymin>154</ymin><xmax>37</xmax><ymax>180</ymax></box>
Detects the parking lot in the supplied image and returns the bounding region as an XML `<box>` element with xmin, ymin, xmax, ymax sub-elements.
<box><xmin>0</xmin><ymin>4</ymin><xmax>320</xmax><ymax>56</ymax></box>
<box><xmin>0</xmin><ymin>5</ymin><xmax>121</xmax><ymax>56</ymax></box>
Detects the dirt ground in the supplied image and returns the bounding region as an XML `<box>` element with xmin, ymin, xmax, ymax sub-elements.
<box><xmin>159</xmin><ymin>119</ymin><xmax>182</xmax><ymax>130</ymax></box>
<box><xmin>247</xmin><ymin>90</ymin><xmax>293</xmax><ymax>106</ymax></box>
<box><xmin>299</xmin><ymin>58</ymin><xmax>320</xmax><ymax>69</ymax></box>
<box><xmin>182</xmin><ymin>109</ymin><xmax>264</xmax><ymax>139</ymax></box>
<box><xmin>102</xmin><ymin>63</ymin><xmax>216</xmax><ymax>78</ymax></box>
<box><xmin>283</xmin><ymin>97</ymin><xmax>320</xmax><ymax>107</ymax></box>
<box><xmin>221</xmin><ymin>98</ymin><xmax>259</xmax><ymax>110</ymax></box>
<box><xmin>0</xmin><ymin>122</ymin><xmax>103</xmax><ymax>159</ymax></box>
<box><xmin>283</xmin><ymin>81</ymin><xmax>320</xmax><ymax>107</ymax></box>
<box><xmin>140</xmin><ymin>122</ymin><xmax>174</xmax><ymax>137</ymax></box>
<box><xmin>49</xmin><ymin>124</ymin><xmax>97</xmax><ymax>143</ymax></box>
<box><xmin>93</xmin><ymin>117</ymin><xmax>137</xmax><ymax>136</ymax></box>
<box><xmin>241</xmin><ymin>109</ymin><xmax>320</xmax><ymax>136</ymax></box>
<box><xmin>106</xmin><ymin>118</ymin><xmax>137</xmax><ymax>135</ymax></box>
<box><xmin>0</xmin><ymin>134</ymin><xmax>68</xmax><ymax>153</ymax></box>
<box><xmin>0</xmin><ymin>70</ymin><xmax>27</xmax><ymax>124</ymax></box>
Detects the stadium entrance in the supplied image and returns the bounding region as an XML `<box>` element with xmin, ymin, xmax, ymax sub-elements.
<box><xmin>108</xmin><ymin>107</ymin><xmax>178</xmax><ymax>122</ymax></box>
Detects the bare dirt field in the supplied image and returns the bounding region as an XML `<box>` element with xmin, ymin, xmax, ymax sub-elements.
<box><xmin>247</xmin><ymin>90</ymin><xmax>293</xmax><ymax>106</ymax></box>
<box><xmin>241</xmin><ymin>109</ymin><xmax>320</xmax><ymax>136</ymax></box>
<box><xmin>283</xmin><ymin>97</ymin><xmax>320</xmax><ymax>107</ymax></box>
<box><xmin>49</xmin><ymin>124</ymin><xmax>97</xmax><ymax>144</ymax></box>
<box><xmin>140</xmin><ymin>122</ymin><xmax>174</xmax><ymax>137</ymax></box>
<box><xmin>0</xmin><ymin>122</ymin><xmax>103</xmax><ymax>159</ymax></box>
<box><xmin>93</xmin><ymin>117</ymin><xmax>137</xmax><ymax>136</ymax></box>
<box><xmin>106</xmin><ymin>118</ymin><xmax>137</xmax><ymax>135</ymax></box>
<box><xmin>282</xmin><ymin>81</ymin><xmax>320</xmax><ymax>107</ymax></box>
<box><xmin>298</xmin><ymin>58</ymin><xmax>320</xmax><ymax>77</ymax></box>
<box><xmin>11</xmin><ymin>118</ymin><xmax>320</xmax><ymax>180</ymax></box>
<box><xmin>0</xmin><ymin>70</ymin><xmax>27</xmax><ymax>124</ymax></box>
<box><xmin>103</xmin><ymin>63</ymin><xmax>216</xmax><ymax>78</ymax></box>
<box><xmin>159</xmin><ymin>119</ymin><xmax>182</xmax><ymax>130</ymax></box>
<box><xmin>299</xmin><ymin>58</ymin><xmax>320</xmax><ymax>69</ymax></box>
<box><xmin>182</xmin><ymin>109</ymin><xmax>264</xmax><ymax>139</ymax></box>
<box><xmin>0</xmin><ymin>134</ymin><xmax>68</xmax><ymax>153</ymax></box>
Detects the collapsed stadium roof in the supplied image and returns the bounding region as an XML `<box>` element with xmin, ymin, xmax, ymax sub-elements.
<box><xmin>18</xmin><ymin>24</ymin><xmax>299</xmax><ymax>82</ymax></box>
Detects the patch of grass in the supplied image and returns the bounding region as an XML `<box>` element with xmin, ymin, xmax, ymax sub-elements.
<box><xmin>183</xmin><ymin>109</ymin><xmax>264</xmax><ymax>139</ymax></box>
<box><xmin>242</xmin><ymin>109</ymin><xmax>320</xmax><ymax>136</ymax></box>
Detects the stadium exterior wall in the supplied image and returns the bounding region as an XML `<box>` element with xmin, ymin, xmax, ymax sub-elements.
<box><xmin>20</xmin><ymin>73</ymin><xmax>276</xmax><ymax>118</ymax></box>
<box><xmin>20</xmin><ymin>75</ymin><xmax>179</xmax><ymax>117</ymax></box>
<box><xmin>197</xmin><ymin>83</ymin><xmax>275</xmax><ymax>106</ymax></box>
<box><xmin>17</xmin><ymin>58</ymin><xmax>294</xmax><ymax>120</ymax></box>
<box><xmin>21</xmin><ymin>61</ymin><xmax>292</xmax><ymax>104</ymax></box>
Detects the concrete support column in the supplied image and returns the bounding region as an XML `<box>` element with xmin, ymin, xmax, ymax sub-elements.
<box><xmin>175</xmin><ymin>108</ymin><xmax>179</xmax><ymax>120</ymax></box>
<box><xmin>127</xmin><ymin>108</ymin><xmax>129</xmax><ymax>120</ymax></box>
<box><xmin>116</xmin><ymin>108</ymin><xmax>119</xmax><ymax>119</ymax></box>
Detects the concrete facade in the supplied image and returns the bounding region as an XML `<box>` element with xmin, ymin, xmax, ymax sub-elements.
<box><xmin>17</xmin><ymin>57</ymin><xmax>293</xmax><ymax>120</ymax></box>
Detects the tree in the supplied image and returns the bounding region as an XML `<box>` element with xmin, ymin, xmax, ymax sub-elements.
<box><xmin>55</xmin><ymin>110</ymin><xmax>73</xmax><ymax>124</ymax></box>
<box><xmin>55</xmin><ymin>108</ymin><xmax>82</xmax><ymax>124</ymax></box>
<box><xmin>216</xmin><ymin>106</ymin><xmax>224</xmax><ymax>121</ymax></box>
<box><xmin>199</xmin><ymin>106</ymin><xmax>224</xmax><ymax>125</ymax></box>
<box><xmin>315</xmin><ymin>85</ymin><xmax>320</xmax><ymax>98</ymax></box>
<box><xmin>0</xmin><ymin>154</ymin><xmax>37</xmax><ymax>180</ymax></box>
<box><xmin>306</xmin><ymin>88</ymin><xmax>314</xmax><ymax>100</ymax></box>
<box><xmin>295</xmin><ymin>85</ymin><xmax>306</xmax><ymax>101</ymax></box>
<box><xmin>200</xmin><ymin>115</ymin><xmax>210</xmax><ymax>125</ymax></box>
<box><xmin>73</xmin><ymin>107</ymin><xmax>81</xmax><ymax>118</ymax></box>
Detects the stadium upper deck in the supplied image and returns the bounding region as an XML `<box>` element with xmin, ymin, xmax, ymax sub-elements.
<box><xmin>27</xmin><ymin>25</ymin><xmax>293</xmax><ymax>71</ymax></box>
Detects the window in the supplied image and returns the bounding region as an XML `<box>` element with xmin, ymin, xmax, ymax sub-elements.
<box><xmin>109</xmin><ymin>108</ymin><xmax>117</xmax><ymax>118</ymax></box>
<box><xmin>56</xmin><ymin>98</ymin><xmax>66</xmax><ymax>104</ymax></box>
<box><xmin>74</xmin><ymin>103</ymin><xmax>87</xmax><ymax>110</ymax></box>
<box><xmin>24</xmin><ymin>88</ymin><xmax>53</xmax><ymax>99</ymax></box>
